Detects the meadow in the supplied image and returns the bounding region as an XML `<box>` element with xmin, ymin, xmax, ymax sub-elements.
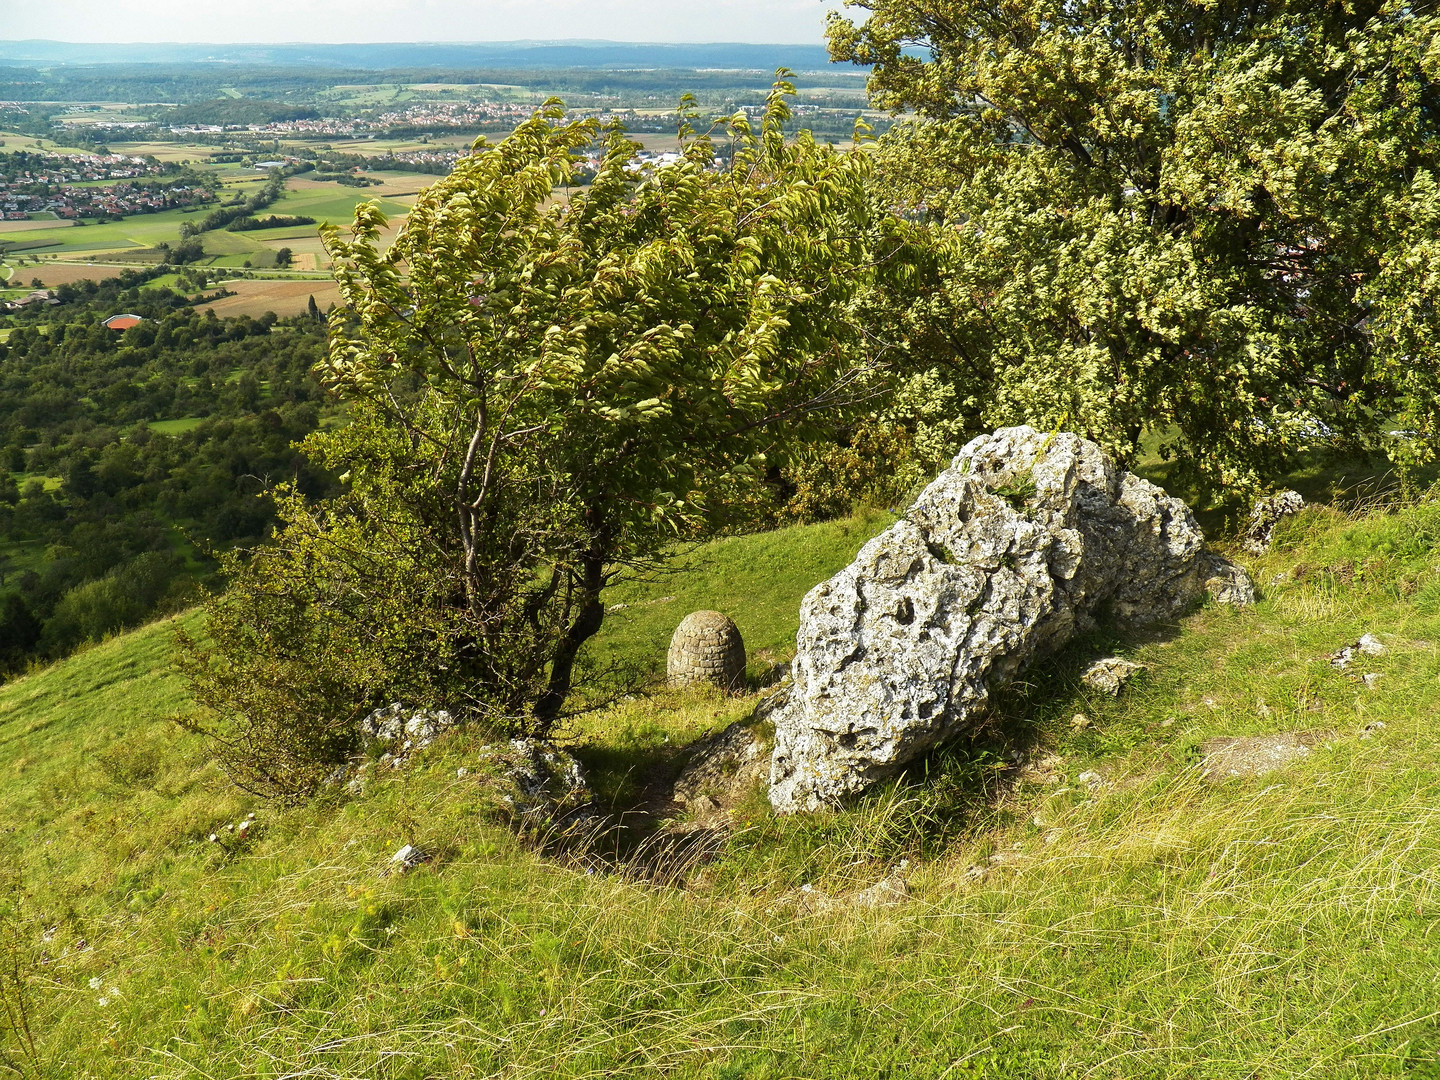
<box><xmin>5</xmin><ymin>495</ymin><xmax>1440</xmax><ymax>1077</ymax></box>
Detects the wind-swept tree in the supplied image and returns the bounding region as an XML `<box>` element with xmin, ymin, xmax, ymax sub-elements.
<box><xmin>180</xmin><ymin>78</ymin><xmax>902</xmax><ymax>798</ymax></box>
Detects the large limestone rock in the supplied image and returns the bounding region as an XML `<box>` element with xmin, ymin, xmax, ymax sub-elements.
<box><xmin>768</xmin><ymin>426</ymin><xmax>1253</xmax><ymax>813</ymax></box>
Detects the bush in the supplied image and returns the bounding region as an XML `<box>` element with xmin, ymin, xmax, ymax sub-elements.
<box><xmin>39</xmin><ymin>551</ymin><xmax>184</xmax><ymax>655</ymax></box>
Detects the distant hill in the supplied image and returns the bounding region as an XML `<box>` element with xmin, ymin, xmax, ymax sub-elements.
<box><xmin>164</xmin><ymin>99</ymin><xmax>320</xmax><ymax>125</ymax></box>
<box><xmin>0</xmin><ymin>39</ymin><xmax>837</xmax><ymax>72</ymax></box>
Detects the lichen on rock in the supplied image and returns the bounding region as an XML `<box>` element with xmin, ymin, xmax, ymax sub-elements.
<box><xmin>768</xmin><ymin>426</ymin><xmax>1254</xmax><ymax>814</ymax></box>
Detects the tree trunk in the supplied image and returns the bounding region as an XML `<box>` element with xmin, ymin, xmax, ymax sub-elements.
<box><xmin>531</xmin><ymin>547</ymin><xmax>606</xmax><ymax>735</ymax></box>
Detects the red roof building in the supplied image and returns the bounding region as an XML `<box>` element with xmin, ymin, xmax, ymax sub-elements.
<box><xmin>103</xmin><ymin>314</ymin><xmax>142</xmax><ymax>331</ymax></box>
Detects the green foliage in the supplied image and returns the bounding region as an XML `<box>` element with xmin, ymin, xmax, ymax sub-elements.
<box><xmin>186</xmin><ymin>75</ymin><xmax>895</xmax><ymax>787</ymax></box>
<box><xmin>0</xmin><ymin>284</ymin><xmax>335</xmax><ymax>676</ymax></box>
<box><xmin>831</xmin><ymin>0</ymin><xmax>1440</xmax><ymax>493</ymax></box>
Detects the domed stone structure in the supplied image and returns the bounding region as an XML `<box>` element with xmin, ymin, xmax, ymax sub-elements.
<box><xmin>667</xmin><ymin>611</ymin><xmax>746</xmax><ymax>691</ymax></box>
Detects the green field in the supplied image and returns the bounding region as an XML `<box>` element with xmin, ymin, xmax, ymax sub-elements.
<box><xmin>146</xmin><ymin>417</ymin><xmax>205</xmax><ymax>436</ymax></box>
<box><xmin>6</xmin><ymin>498</ymin><xmax>1440</xmax><ymax>1075</ymax></box>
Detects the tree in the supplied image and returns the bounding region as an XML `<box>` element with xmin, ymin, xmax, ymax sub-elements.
<box><xmin>274</xmin><ymin>247</ymin><xmax>292</xmax><ymax>268</ymax></box>
<box><xmin>830</xmin><ymin>0</ymin><xmax>1440</xmax><ymax>491</ymax></box>
<box><xmin>179</xmin><ymin>78</ymin><xmax>901</xmax><ymax>798</ymax></box>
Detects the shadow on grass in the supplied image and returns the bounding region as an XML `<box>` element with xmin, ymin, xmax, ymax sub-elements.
<box><xmin>539</xmin><ymin>609</ymin><xmax>1194</xmax><ymax>889</ymax></box>
<box><xmin>1133</xmin><ymin>443</ymin><xmax>1440</xmax><ymax>541</ymax></box>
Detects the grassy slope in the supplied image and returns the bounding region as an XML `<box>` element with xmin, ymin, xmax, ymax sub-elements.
<box><xmin>5</xmin><ymin>504</ymin><xmax>1440</xmax><ymax>1077</ymax></box>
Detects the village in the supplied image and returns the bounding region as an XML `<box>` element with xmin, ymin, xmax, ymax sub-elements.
<box><xmin>0</xmin><ymin>151</ymin><xmax>213</xmax><ymax>220</ymax></box>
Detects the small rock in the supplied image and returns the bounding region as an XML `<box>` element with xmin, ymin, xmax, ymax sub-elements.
<box><xmin>1360</xmin><ymin>720</ymin><xmax>1387</xmax><ymax>738</ymax></box>
<box><xmin>344</xmin><ymin>776</ymin><xmax>365</xmax><ymax>797</ymax></box>
<box><xmin>1362</xmin><ymin>673</ymin><xmax>1382</xmax><ymax>688</ymax></box>
<box><xmin>1357</xmin><ymin>634</ymin><xmax>1386</xmax><ymax>656</ymax></box>
<box><xmin>1070</xmin><ymin>713</ymin><xmax>1091</xmax><ymax>731</ymax></box>
<box><xmin>456</xmin><ymin>767</ymin><xmax>469</xmax><ymax>779</ymax></box>
<box><xmin>1204</xmin><ymin>556</ymin><xmax>1258</xmax><ymax>606</ymax></box>
<box><xmin>1243</xmin><ymin>490</ymin><xmax>1305</xmax><ymax>555</ymax></box>
<box><xmin>1077</xmin><ymin>770</ymin><xmax>1103</xmax><ymax>788</ymax></box>
<box><xmin>851</xmin><ymin>874</ymin><xmax>909</xmax><ymax>910</ymax></box>
<box><xmin>1334</xmin><ymin>634</ymin><xmax>1385</xmax><ymax>671</ymax></box>
<box><xmin>390</xmin><ymin>844</ymin><xmax>425</xmax><ymax>872</ymax></box>
<box><xmin>1081</xmin><ymin>657</ymin><xmax>1146</xmax><ymax>695</ymax></box>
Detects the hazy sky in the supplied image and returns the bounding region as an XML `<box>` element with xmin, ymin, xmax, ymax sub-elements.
<box><xmin>1</xmin><ymin>1</ymin><xmax>846</xmax><ymax>45</ymax></box>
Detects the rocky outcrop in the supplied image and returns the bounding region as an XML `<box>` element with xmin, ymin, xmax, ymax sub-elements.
<box><xmin>768</xmin><ymin>426</ymin><xmax>1253</xmax><ymax>814</ymax></box>
<box><xmin>360</xmin><ymin>702</ymin><xmax>457</xmax><ymax>755</ymax></box>
<box><xmin>671</xmin><ymin>681</ymin><xmax>788</xmax><ymax>826</ymax></box>
<box><xmin>480</xmin><ymin>737</ymin><xmax>593</xmax><ymax>821</ymax></box>
<box><xmin>1243</xmin><ymin>490</ymin><xmax>1305</xmax><ymax>555</ymax></box>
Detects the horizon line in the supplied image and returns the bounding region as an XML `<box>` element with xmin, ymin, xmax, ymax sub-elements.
<box><xmin>0</xmin><ymin>37</ymin><xmax>833</xmax><ymax>48</ymax></box>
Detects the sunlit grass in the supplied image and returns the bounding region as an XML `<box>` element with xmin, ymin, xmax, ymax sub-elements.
<box><xmin>6</xmin><ymin>499</ymin><xmax>1440</xmax><ymax>1075</ymax></box>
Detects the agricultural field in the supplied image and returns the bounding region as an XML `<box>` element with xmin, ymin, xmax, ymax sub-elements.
<box><xmin>3</xmin><ymin>261</ymin><xmax>136</xmax><ymax>286</ymax></box>
<box><xmin>0</xmin><ymin>174</ymin><xmax>419</xmax><ymax>281</ymax></box>
<box><xmin>0</xmin><ymin>218</ymin><xmax>74</xmax><ymax>234</ymax></box>
<box><xmin>0</xmin><ymin>129</ymin><xmax>94</xmax><ymax>155</ymax></box>
<box><xmin>198</xmin><ymin>277</ymin><xmax>342</xmax><ymax>318</ymax></box>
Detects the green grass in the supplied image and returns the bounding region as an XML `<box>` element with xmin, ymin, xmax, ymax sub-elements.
<box><xmin>146</xmin><ymin>417</ymin><xmax>205</xmax><ymax>436</ymax></box>
<box><xmin>10</xmin><ymin>502</ymin><xmax>1440</xmax><ymax>1076</ymax></box>
<box><xmin>586</xmin><ymin>507</ymin><xmax>895</xmax><ymax>684</ymax></box>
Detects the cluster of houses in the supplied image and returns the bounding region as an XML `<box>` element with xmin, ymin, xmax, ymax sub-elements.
<box><xmin>2</xmin><ymin>289</ymin><xmax>59</xmax><ymax>312</ymax></box>
<box><xmin>164</xmin><ymin>99</ymin><xmax>537</xmax><ymax>139</ymax></box>
<box><xmin>0</xmin><ymin>154</ymin><xmax>212</xmax><ymax>221</ymax></box>
<box><xmin>0</xmin><ymin>292</ymin><xmax>144</xmax><ymax>326</ymax></box>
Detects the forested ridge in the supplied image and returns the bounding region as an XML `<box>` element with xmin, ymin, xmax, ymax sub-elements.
<box><xmin>0</xmin><ymin>279</ymin><xmax>334</xmax><ymax>674</ymax></box>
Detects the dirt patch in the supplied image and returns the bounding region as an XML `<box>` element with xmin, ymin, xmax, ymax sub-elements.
<box><xmin>198</xmin><ymin>278</ymin><xmax>342</xmax><ymax>318</ymax></box>
<box><xmin>5</xmin><ymin>261</ymin><xmax>133</xmax><ymax>286</ymax></box>
<box><xmin>0</xmin><ymin>218</ymin><xmax>76</xmax><ymax>234</ymax></box>
<box><xmin>1201</xmin><ymin>731</ymin><xmax>1331</xmax><ymax>780</ymax></box>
